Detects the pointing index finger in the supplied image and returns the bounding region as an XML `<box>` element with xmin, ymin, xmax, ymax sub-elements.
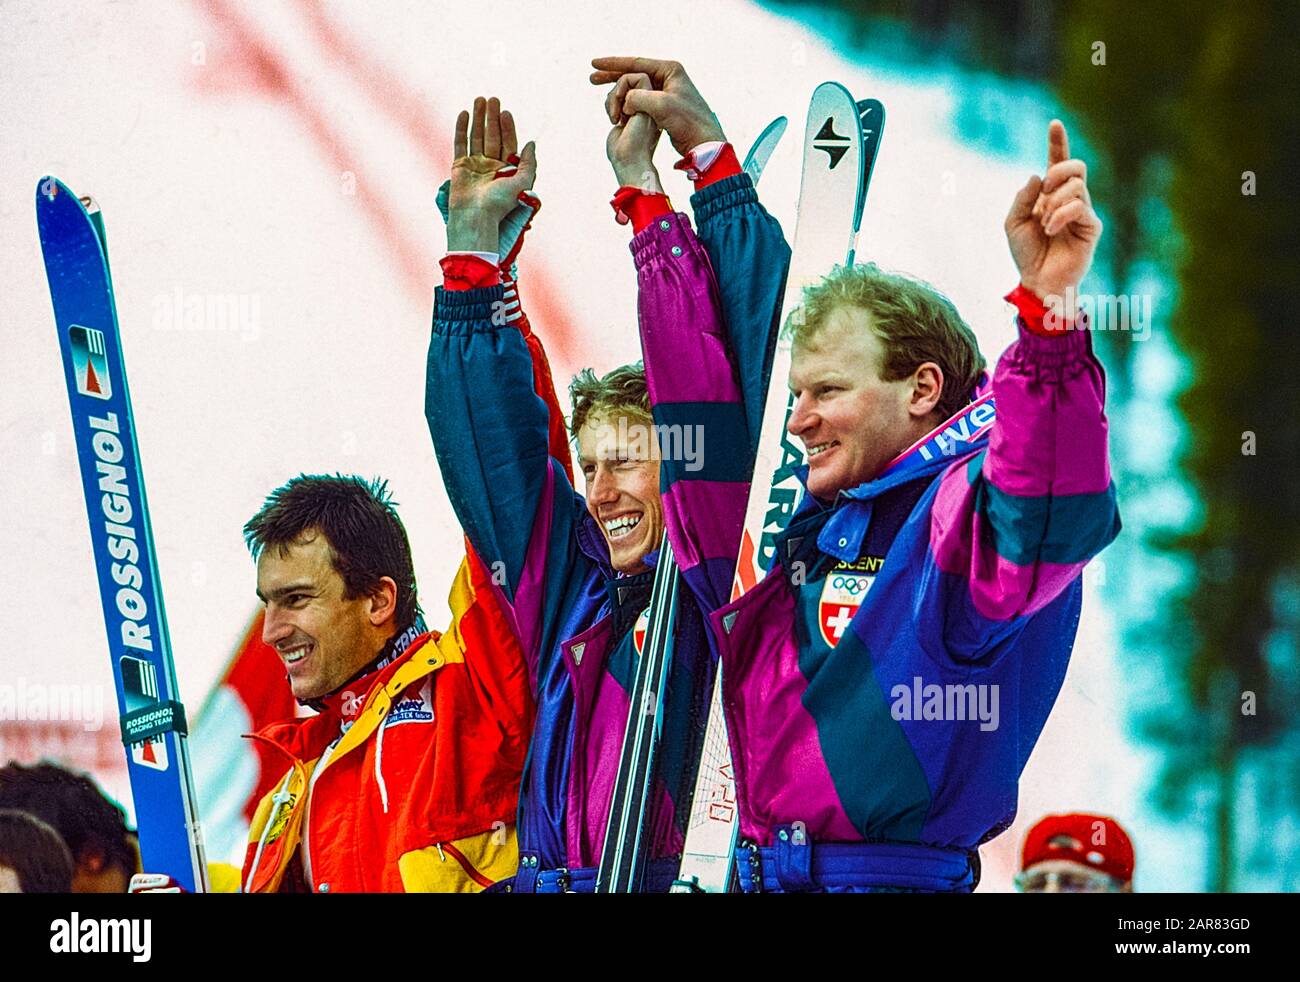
<box><xmin>1048</xmin><ymin>119</ymin><xmax>1070</xmax><ymax>167</ymax></box>
<box><xmin>591</xmin><ymin>56</ymin><xmax>673</xmax><ymax>87</ymax></box>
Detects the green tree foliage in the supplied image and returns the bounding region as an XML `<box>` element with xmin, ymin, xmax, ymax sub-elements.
<box><xmin>1140</xmin><ymin>2</ymin><xmax>1300</xmax><ymax>891</ymax></box>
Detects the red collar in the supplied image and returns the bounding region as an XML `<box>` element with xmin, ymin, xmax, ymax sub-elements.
<box><xmin>314</xmin><ymin>660</ymin><xmax>388</xmax><ymax>724</ymax></box>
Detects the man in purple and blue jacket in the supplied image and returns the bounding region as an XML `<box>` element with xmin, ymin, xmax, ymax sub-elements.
<box><xmin>595</xmin><ymin>56</ymin><xmax>1122</xmax><ymax>892</ymax></box>
<box><xmin>426</xmin><ymin>93</ymin><xmax>767</xmax><ymax>892</ymax></box>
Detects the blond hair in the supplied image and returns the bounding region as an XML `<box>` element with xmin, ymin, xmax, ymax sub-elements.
<box><xmin>787</xmin><ymin>263</ymin><xmax>986</xmax><ymax>420</ymax></box>
<box><xmin>568</xmin><ymin>362</ymin><xmax>651</xmax><ymax>439</ymax></box>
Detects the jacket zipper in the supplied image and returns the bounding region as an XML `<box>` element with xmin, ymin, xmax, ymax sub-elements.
<box><xmin>439</xmin><ymin>841</ymin><xmax>496</xmax><ymax>889</ymax></box>
<box><xmin>301</xmin><ymin>737</ymin><xmax>341</xmax><ymax>890</ymax></box>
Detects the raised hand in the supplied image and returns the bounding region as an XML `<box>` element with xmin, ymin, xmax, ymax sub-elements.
<box><xmin>604</xmin><ymin>73</ymin><xmax>663</xmax><ymax>190</ymax></box>
<box><xmin>448</xmin><ymin>96</ymin><xmax>537</xmax><ymax>253</ymax></box>
<box><xmin>590</xmin><ymin>56</ymin><xmax>724</xmax><ymax>156</ymax></box>
<box><xmin>1005</xmin><ymin>120</ymin><xmax>1102</xmax><ymax>309</ymax></box>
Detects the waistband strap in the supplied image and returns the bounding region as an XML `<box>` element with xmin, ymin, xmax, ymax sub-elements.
<box><xmin>505</xmin><ymin>855</ymin><xmax>682</xmax><ymax>894</ymax></box>
<box><xmin>736</xmin><ymin>827</ymin><xmax>978</xmax><ymax>893</ymax></box>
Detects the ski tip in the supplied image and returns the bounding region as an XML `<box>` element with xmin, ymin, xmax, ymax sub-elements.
<box><xmin>36</xmin><ymin>174</ymin><xmax>65</xmax><ymax>204</ymax></box>
<box><xmin>813</xmin><ymin>80</ymin><xmax>853</xmax><ymax>96</ymax></box>
<box><xmin>761</xmin><ymin>115</ymin><xmax>789</xmax><ymax>144</ymax></box>
<box><xmin>35</xmin><ymin>176</ymin><xmax>98</xmax><ymax>218</ymax></box>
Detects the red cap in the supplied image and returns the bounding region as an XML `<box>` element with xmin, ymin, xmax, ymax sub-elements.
<box><xmin>1020</xmin><ymin>813</ymin><xmax>1134</xmax><ymax>883</ymax></box>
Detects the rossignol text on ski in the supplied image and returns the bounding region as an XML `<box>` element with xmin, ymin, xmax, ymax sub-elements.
<box><xmin>36</xmin><ymin>176</ymin><xmax>209</xmax><ymax>893</ymax></box>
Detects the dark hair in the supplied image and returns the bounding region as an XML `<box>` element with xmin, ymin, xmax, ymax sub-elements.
<box><xmin>0</xmin><ymin>762</ymin><xmax>135</xmax><ymax>880</ymax></box>
<box><xmin>243</xmin><ymin>474</ymin><xmax>421</xmax><ymax>628</ymax></box>
<box><xmin>0</xmin><ymin>809</ymin><xmax>75</xmax><ymax>892</ymax></box>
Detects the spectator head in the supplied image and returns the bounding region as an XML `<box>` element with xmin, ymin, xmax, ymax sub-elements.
<box><xmin>1016</xmin><ymin>812</ymin><xmax>1135</xmax><ymax>893</ymax></box>
<box><xmin>0</xmin><ymin>809</ymin><xmax>75</xmax><ymax>893</ymax></box>
<box><xmin>0</xmin><ymin>762</ymin><xmax>140</xmax><ymax>892</ymax></box>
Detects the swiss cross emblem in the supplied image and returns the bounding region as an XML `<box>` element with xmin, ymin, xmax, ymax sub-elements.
<box><xmin>818</xmin><ymin>571</ymin><xmax>874</xmax><ymax>647</ymax></box>
<box><xmin>633</xmin><ymin>606</ymin><xmax>651</xmax><ymax>656</ymax></box>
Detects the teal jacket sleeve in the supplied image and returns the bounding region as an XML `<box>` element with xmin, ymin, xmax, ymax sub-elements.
<box><xmin>426</xmin><ymin>284</ymin><xmax>590</xmax><ymax>668</ymax></box>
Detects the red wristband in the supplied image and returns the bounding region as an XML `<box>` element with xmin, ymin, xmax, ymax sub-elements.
<box><xmin>1005</xmin><ymin>283</ymin><xmax>1075</xmax><ymax>337</ymax></box>
<box><xmin>440</xmin><ymin>254</ymin><xmax>501</xmax><ymax>291</ymax></box>
<box><xmin>611</xmin><ymin>186</ymin><xmax>673</xmax><ymax>234</ymax></box>
<box><xmin>674</xmin><ymin>143</ymin><xmax>741</xmax><ymax>190</ymax></box>
<box><xmin>695</xmin><ymin>143</ymin><xmax>741</xmax><ymax>189</ymax></box>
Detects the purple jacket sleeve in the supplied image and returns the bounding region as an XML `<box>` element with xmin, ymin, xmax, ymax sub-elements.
<box><xmin>927</xmin><ymin>320</ymin><xmax>1121</xmax><ymax>654</ymax></box>
<box><xmin>632</xmin><ymin>212</ymin><xmax>754</xmax><ymax>613</ymax></box>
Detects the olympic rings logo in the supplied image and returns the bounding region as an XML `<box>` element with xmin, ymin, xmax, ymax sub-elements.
<box><xmin>830</xmin><ymin>575</ymin><xmax>867</xmax><ymax>595</ymax></box>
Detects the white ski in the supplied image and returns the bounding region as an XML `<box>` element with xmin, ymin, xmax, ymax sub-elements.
<box><xmin>674</xmin><ymin>88</ymin><xmax>886</xmax><ymax>892</ymax></box>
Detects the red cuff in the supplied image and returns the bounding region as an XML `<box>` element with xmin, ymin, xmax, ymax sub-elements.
<box><xmin>611</xmin><ymin>187</ymin><xmax>673</xmax><ymax>234</ymax></box>
<box><xmin>1005</xmin><ymin>283</ymin><xmax>1076</xmax><ymax>337</ymax></box>
<box><xmin>440</xmin><ymin>254</ymin><xmax>501</xmax><ymax>291</ymax></box>
<box><xmin>694</xmin><ymin>143</ymin><xmax>741</xmax><ymax>190</ymax></box>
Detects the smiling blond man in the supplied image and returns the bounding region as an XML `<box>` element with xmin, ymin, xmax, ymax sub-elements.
<box><xmin>425</xmin><ymin>87</ymin><xmax>776</xmax><ymax>891</ymax></box>
<box><xmin>597</xmin><ymin>51</ymin><xmax>1123</xmax><ymax>893</ymax></box>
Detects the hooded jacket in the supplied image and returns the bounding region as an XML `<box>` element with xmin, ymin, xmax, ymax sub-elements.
<box><xmin>240</xmin><ymin>262</ymin><xmax>565</xmax><ymax>893</ymax></box>
<box><xmin>643</xmin><ymin>174</ymin><xmax>1120</xmax><ymax>887</ymax></box>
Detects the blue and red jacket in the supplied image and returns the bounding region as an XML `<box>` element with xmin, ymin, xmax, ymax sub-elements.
<box><xmin>426</xmin><ymin>214</ymin><xmax>762</xmax><ymax>886</ymax></box>
<box><xmin>644</xmin><ymin>172</ymin><xmax>1121</xmax><ymax>891</ymax></box>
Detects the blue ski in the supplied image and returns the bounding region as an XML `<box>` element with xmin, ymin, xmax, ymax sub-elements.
<box><xmin>36</xmin><ymin>177</ymin><xmax>208</xmax><ymax>893</ymax></box>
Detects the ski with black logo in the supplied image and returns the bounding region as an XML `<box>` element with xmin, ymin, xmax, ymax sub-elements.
<box><xmin>595</xmin><ymin>118</ymin><xmax>797</xmax><ymax>891</ymax></box>
<box><xmin>673</xmin><ymin>87</ymin><xmax>886</xmax><ymax>893</ymax></box>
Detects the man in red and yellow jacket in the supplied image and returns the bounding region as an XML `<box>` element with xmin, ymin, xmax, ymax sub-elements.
<box><xmin>240</xmin><ymin>123</ymin><xmax>568</xmax><ymax>889</ymax></box>
<box><xmin>241</xmin><ymin>515</ymin><xmax>531</xmax><ymax>894</ymax></box>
